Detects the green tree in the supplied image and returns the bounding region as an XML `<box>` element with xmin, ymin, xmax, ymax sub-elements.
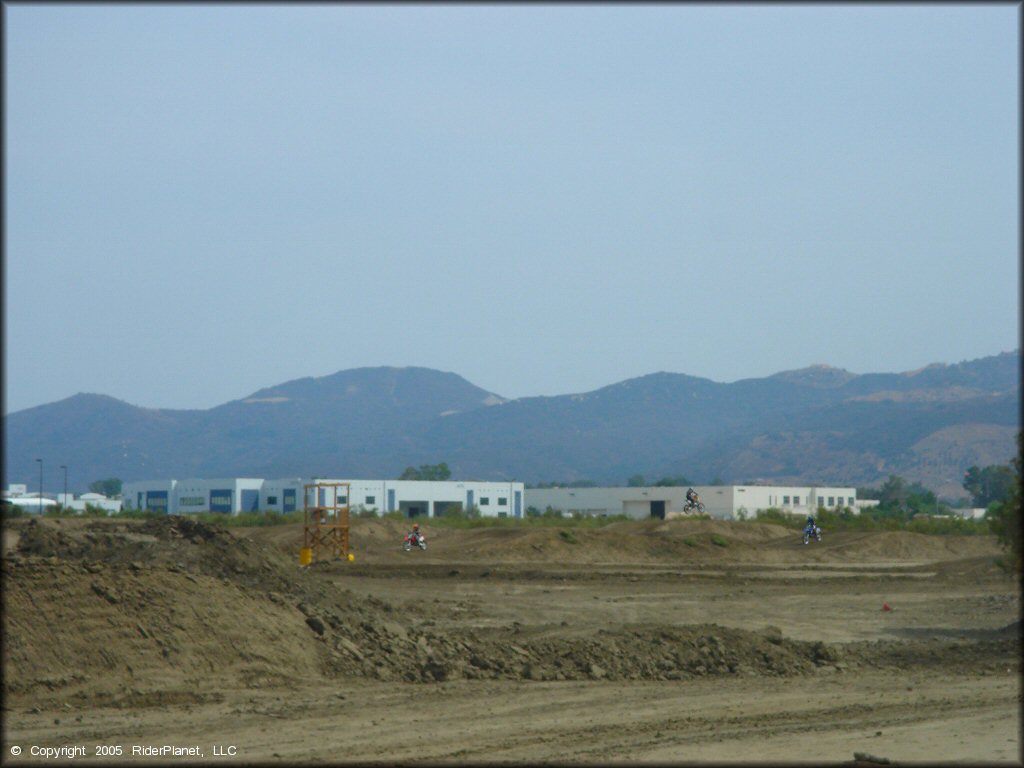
<box><xmin>653</xmin><ymin>475</ymin><xmax>692</xmax><ymax>487</ymax></box>
<box><xmin>398</xmin><ymin>462</ymin><xmax>452</xmax><ymax>481</ymax></box>
<box><xmin>89</xmin><ymin>478</ymin><xmax>122</xmax><ymax>497</ymax></box>
<box><xmin>878</xmin><ymin>475</ymin><xmax>909</xmax><ymax>512</ymax></box>
<box><xmin>627</xmin><ymin>474</ymin><xmax>645</xmax><ymax>487</ymax></box>
<box><xmin>984</xmin><ymin>432</ymin><xmax>1022</xmax><ymax>572</ymax></box>
<box><xmin>904</xmin><ymin>485</ymin><xmax>941</xmax><ymax>516</ymax></box>
<box><xmin>963</xmin><ymin>464</ymin><xmax>1015</xmax><ymax>507</ymax></box>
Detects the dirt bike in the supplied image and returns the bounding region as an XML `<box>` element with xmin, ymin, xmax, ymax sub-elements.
<box><xmin>403</xmin><ymin>531</ymin><xmax>427</xmax><ymax>552</ymax></box>
<box><xmin>802</xmin><ymin>524</ymin><xmax>822</xmax><ymax>544</ymax></box>
<box><xmin>683</xmin><ymin>500</ymin><xmax>706</xmax><ymax>513</ymax></box>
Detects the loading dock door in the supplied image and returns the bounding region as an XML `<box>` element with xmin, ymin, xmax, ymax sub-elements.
<box><xmin>650</xmin><ymin>500</ymin><xmax>666</xmax><ymax>519</ymax></box>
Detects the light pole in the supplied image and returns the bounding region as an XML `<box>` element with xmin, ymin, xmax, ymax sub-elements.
<box><xmin>35</xmin><ymin>458</ymin><xmax>43</xmax><ymax>513</ymax></box>
<box><xmin>60</xmin><ymin>465</ymin><xmax>68</xmax><ymax>511</ymax></box>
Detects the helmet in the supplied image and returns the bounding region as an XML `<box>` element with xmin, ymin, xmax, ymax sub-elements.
<box><xmin>412</xmin><ymin>523</ymin><xmax>420</xmax><ymax>530</ymax></box>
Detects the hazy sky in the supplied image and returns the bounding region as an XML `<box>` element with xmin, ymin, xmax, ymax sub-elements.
<box><xmin>4</xmin><ymin>4</ymin><xmax>1019</xmax><ymax>414</ymax></box>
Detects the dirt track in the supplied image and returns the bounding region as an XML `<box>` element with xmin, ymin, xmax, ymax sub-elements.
<box><xmin>2</xmin><ymin>515</ymin><xmax>1020</xmax><ymax>764</ymax></box>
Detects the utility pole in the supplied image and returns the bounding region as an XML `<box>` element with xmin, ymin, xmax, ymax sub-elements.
<box><xmin>61</xmin><ymin>465</ymin><xmax>68</xmax><ymax>510</ymax></box>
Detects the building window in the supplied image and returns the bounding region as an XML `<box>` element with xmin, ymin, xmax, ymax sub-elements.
<box><xmin>793</xmin><ymin>496</ymin><xmax>800</xmax><ymax>505</ymax></box>
<box><xmin>783</xmin><ymin>495</ymin><xmax>790</xmax><ymax>505</ymax></box>
<box><xmin>498</xmin><ymin>497</ymin><xmax>507</xmax><ymax>506</ymax></box>
<box><xmin>848</xmin><ymin>497</ymin><xmax>855</xmax><ymax>506</ymax></box>
<box><xmin>267</xmin><ymin>495</ymin><xmax>278</xmax><ymax>505</ymax></box>
<box><xmin>817</xmin><ymin>497</ymin><xmax>823</xmax><ymax>507</ymax></box>
<box><xmin>828</xmin><ymin>496</ymin><xmax>835</xmax><ymax>507</ymax></box>
<box><xmin>480</xmin><ymin>497</ymin><xmax>490</xmax><ymax>505</ymax></box>
<box><xmin>365</xmin><ymin>496</ymin><xmax>376</xmax><ymax>505</ymax></box>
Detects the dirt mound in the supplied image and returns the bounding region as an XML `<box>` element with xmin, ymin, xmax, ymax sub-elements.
<box><xmin>3</xmin><ymin>516</ymin><xmax>1015</xmax><ymax>710</ymax></box>
<box><xmin>11</xmin><ymin>516</ymin><xmax>297</xmax><ymax>593</ymax></box>
<box><xmin>238</xmin><ymin>517</ymin><xmax>1003</xmax><ymax>568</ymax></box>
<box><xmin>458</xmin><ymin>623</ymin><xmax>833</xmax><ymax>682</ymax></box>
<box><xmin>2</xmin><ymin>556</ymin><xmax>324</xmax><ymax>708</ymax></box>
<box><xmin>825</xmin><ymin>531</ymin><xmax>1001</xmax><ymax>562</ymax></box>
<box><xmin>447</xmin><ymin>519</ymin><xmax>810</xmax><ymax>565</ymax></box>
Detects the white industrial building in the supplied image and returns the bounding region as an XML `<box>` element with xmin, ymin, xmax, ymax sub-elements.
<box><xmin>122</xmin><ymin>477</ymin><xmax>525</xmax><ymax>519</ymax></box>
<box><xmin>524</xmin><ymin>484</ymin><xmax>861</xmax><ymax>520</ymax></box>
<box><xmin>172</xmin><ymin>478</ymin><xmax>265</xmax><ymax>514</ymax></box>
<box><xmin>122</xmin><ymin>479</ymin><xmax>177</xmax><ymax>514</ymax></box>
<box><xmin>4</xmin><ymin>484</ymin><xmax>120</xmax><ymax>514</ymax></box>
<box><xmin>57</xmin><ymin>493</ymin><xmax>122</xmax><ymax>514</ymax></box>
<box><xmin>1</xmin><ymin>494</ymin><xmax>58</xmax><ymax>512</ymax></box>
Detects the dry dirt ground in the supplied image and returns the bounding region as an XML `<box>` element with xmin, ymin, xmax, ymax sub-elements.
<box><xmin>2</xmin><ymin>515</ymin><xmax>1020</xmax><ymax>765</ymax></box>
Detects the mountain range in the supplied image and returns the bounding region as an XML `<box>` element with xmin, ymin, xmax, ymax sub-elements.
<box><xmin>4</xmin><ymin>351</ymin><xmax>1019</xmax><ymax>500</ymax></box>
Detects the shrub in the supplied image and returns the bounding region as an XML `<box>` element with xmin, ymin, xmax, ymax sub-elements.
<box><xmin>188</xmin><ymin>511</ymin><xmax>298</xmax><ymax>527</ymax></box>
<box><xmin>114</xmin><ymin>508</ymin><xmax>166</xmax><ymax>520</ymax></box>
<box><xmin>0</xmin><ymin>503</ymin><xmax>25</xmax><ymax>519</ymax></box>
<box><xmin>752</xmin><ymin>508</ymin><xmax>795</xmax><ymax>527</ymax></box>
<box><xmin>743</xmin><ymin>505</ymin><xmax>991</xmax><ymax>536</ymax></box>
<box><xmin>985</xmin><ymin>432</ymin><xmax>1022</xmax><ymax>573</ymax></box>
<box><xmin>710</xmin><ymin>534</ymin><xmax>728</xmax><ymax>547</ymax></box>
<box><xmin>442</xmin><ymin>504</ymin><xmax>481</xmax><ymax>520</ymax></box>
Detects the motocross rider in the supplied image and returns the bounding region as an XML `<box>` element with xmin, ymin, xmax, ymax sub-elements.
<box><xmin>805</xmin><ymin>515</ymin><xmax>816</xmax><ymax>535</ymax></box>
<box><xmin>686</xmin><ymin>488</ymin><xmax>700</xmax><ymax>507</ymax></box>
<box><xmin>410</xmin><ymin>522</ymin><xmax>422</xmax><ymax>544</ymax></box>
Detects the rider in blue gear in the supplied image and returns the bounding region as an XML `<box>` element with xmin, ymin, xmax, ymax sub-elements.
<box><xmin>804</xmin><ymin>515</ymin><xmax>816</xmax><ymax>537</ymax></box>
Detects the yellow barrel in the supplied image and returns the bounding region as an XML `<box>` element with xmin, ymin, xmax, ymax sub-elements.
<box><xmin>299</xmin><ymin>547</ymin><xmax>312</xmax><ymax>566</ymax></box>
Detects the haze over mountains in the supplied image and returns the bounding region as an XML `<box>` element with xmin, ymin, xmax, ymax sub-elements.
<box><xmin>5</xmin><ymin>351</ymin><xmax>1019</xmax><ymax>500</ymax></box>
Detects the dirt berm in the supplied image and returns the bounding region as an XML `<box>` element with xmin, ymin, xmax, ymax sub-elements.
<box><xmin>3</xmin><ymin>516</ymin><xmax>1015</xmax><ymax>702</ymax></box>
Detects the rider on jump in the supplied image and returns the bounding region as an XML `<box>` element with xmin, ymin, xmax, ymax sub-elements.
<box><xmin>686</xmin><ymin>488</ymin><xmax>701</xmax><ymax>508</ymax></box>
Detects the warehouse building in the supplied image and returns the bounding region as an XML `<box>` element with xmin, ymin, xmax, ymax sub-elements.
<box><xmin>172</xmin><ymin>478</ymin><xmax>265</xmax><ymax>515</ymax></box>
<box><xmin>123</xmin><ymin>479</ymin><xmax>177</xmax><ymax>514</ymax></box>
<box><xmin>524</xmin><ymin>484</ymin><xmax>860</xmax><ymax>520</ymax></box>
<box><xmin>57</xmin><ymin>493</ymin><xmax>122</xmax><ymax>514</ymax></box>
<box><xmin>123</xmin><ymin>478</ymin><xmax>264</xmax><ymax>515</ymax></box>
<box><xmin>122</xmin><ymin>477</ymin><xmax>525</xmax><ymax>519</ymax></box>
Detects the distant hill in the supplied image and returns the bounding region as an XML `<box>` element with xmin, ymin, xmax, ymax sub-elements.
<box><xmin>4</xmin><ymin>353</ymin><xmax>1019</xmax><ymax>500</ymax></box>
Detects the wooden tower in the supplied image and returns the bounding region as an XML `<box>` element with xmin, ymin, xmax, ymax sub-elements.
<box><xmin>302</xmin><ymin>482</ymin><xmax>350</xmax><ymax>563</ymax></box>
